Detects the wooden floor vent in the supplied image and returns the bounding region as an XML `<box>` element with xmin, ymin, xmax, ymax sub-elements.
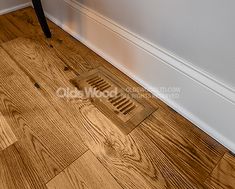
<box><xmin>70</xmin><ymin>67</ymin><xmax>155</xmax><ymax>134</ymax></box>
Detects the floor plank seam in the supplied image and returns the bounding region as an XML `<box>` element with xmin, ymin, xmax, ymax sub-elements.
<box><xmin>127</xmin><ymin>108</ymin><xmax>159</xmax><ymax>136</ymax></box>
<box><xmin>139</xmin><ymin>126</ymin><xmax>207</xmax><ymax>185</ymax></box>
<box><xmin>202</xmin><ymin>151</ymin><xmax>227</xmax><ymax>183</ymax></box>
<box><xmin>0</xmin><ymin>142</ymin><xmax>16</xmax><ymax>153</ymax></box>
<box><xmin>12</xmin><ymin>143</ymin><xmax>47</xmax><ymax>188</ymax></box>
<box><xmin>5</xmin><ymin>16</ymin><xmax>24</xmax><ymax>34</ymax></box>
<box><xmin>0</xmin><ymin>43</ymin><xmax>37</xmax><ymax>85</ymax></box>
<box><xmin>0</xmin><ymin>41</ymin><xmax>90</xmax><ymax>186</ymax></box>
<box><xmin>89</xmin><ymin>150</ymin><xmax>126</xmax><ymax>189</ymax></box>
<box><xmin>45</xmin><ymin>149</ymin><xmax>90</xmax><ymax>185</ymax></box>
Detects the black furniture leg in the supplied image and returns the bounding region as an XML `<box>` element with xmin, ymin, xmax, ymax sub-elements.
<box><xmin>32</xmin><ymin>0</ymin><xmax>51</xmax><ymax>38</ymax></box>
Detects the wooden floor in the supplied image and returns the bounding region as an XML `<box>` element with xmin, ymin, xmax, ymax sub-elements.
<box><xmin>0</xmin><ymin>7</ymin><xmax>234</xmax><ymax>189</ymax></box>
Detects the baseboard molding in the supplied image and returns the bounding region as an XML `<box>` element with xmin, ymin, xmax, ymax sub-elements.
<box><xmin>0</xmin><ymin>2</ymin><xmax>31</xmax><ymax>15</ymax></box>
<box><xmin>43</xmin><ymin>0</ymin><xmax>235</xmax><ymax>153</ymax></box>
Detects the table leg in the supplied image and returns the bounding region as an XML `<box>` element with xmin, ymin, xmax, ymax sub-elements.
<box><xmin>32</xmin><ymin>0</ymin><xmax>51</xmax><ymax>38</ymax></box>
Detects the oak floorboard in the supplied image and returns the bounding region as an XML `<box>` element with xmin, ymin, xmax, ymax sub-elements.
<box><xmin>1</xmin><ymin>37</ymin><xmax>92</xmax><ymax>144</ymax></box>
<box><xmin>2</xmin><ymin>36</ymin><xmax>203</xmax><ymax>188</ymax></box>
<box><xmin>0</xmin><ymin>47</ymin><xmax>87</xmax><ymax>183</ymax></box>
<box><xmin>1</xmin><ymin>37</ymin><xmax>79</xmax><ymax>87</ymax></box>
<box><xmin>139</xmin><ymin>108</ymin><xmax>227</xmax><ymax>183</ymax></box>
<box><xmin>4</xmin><ymin>7</ymin><xmax>97</xmax><ymax>75</ymax></box>
<box><xmin>0</xmin><ymin>111</ymin><xmax>17</xmax><ymax>151</ymax></box>
<box><xmin>0</xmin><ymin>145</ymin><xmax>46</xmax><ymax>189</ymax></box>
<box><xmin>46</xmin><ymin>150</ymin><xmax>123</xmax><ymax>189</ymax></box>
<box><xmin>204</xmin><ymin>152</ymin><xmax>235</xmax><ymax>189</ymax></box>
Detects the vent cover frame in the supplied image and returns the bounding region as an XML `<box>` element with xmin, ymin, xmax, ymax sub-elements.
<box><xmin>71</xmin><ymin>67</ymin><xmax>156</xmax><ymax>134</ymax></box>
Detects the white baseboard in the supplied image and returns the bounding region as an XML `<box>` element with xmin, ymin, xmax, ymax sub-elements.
<box><xmin>0</xmin><ymin>2</ymin><xmax>31</xmax><ymax>15</ymax></box>
<box><xmin>43</xmin><ymin>0</ymin><xmax>235</xmax><ymax>153</ymax></box>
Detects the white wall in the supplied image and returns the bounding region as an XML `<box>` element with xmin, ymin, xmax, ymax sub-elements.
<box><xmin>76</xmin><ymin>0</ymin><xmax>235</xmax><ymax>90</ymax></box>
<box><xmin>0</xmin><ymin>0</ymin><xmax>30</xmax><ymax>15</ymax></box>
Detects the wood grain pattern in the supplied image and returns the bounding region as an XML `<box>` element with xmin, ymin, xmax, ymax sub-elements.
<box><xmin>0</xmin><ymin>145</ymin><xmax>46</xmax><ymax>189</ymax></box>
<box><xmin>47</xmin><ymin>150</ymin><xmax>122</xmax><ymax>189</ymax></box>
<box><xmin>139</xmin><ymin>108</ymin><xmax>227</xmax><ymax>183</ymax></box>
<box><xmin>204</xmin><ymin>152</ymin><xmax>235</xmax><ymax>189</ymax></box>
<box><xmin>73</xmin><ymin>102</ymin><xmax>204</xmax><ymax>189</ymax></box>
<box><xmin>1</xmin><ymin>37</ymin><xmax>88</xmax><ymax>133</ymax></box>
<box><xmin>0</xmin><ymin>47</ymin><xmax>87</xmax><ymax>183</ymax></box>
<box><xmin>2</xmin><ymin>37</ymin><xmax>77</xmax><ymax>90</ymax></box>
<box><xmin>0</xmin><ymin>111</ymin><xmax>17</xmax><ymax>151</ymax></box>
<box><xmin>2</xmin><ymin>36</ymin><xmax>202</xmax><ymax>188</ymax></box>
<box><xmin>3</xmin><ymin>7</ymin><xmax>96</xmax><ymax>75</ymax></box>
